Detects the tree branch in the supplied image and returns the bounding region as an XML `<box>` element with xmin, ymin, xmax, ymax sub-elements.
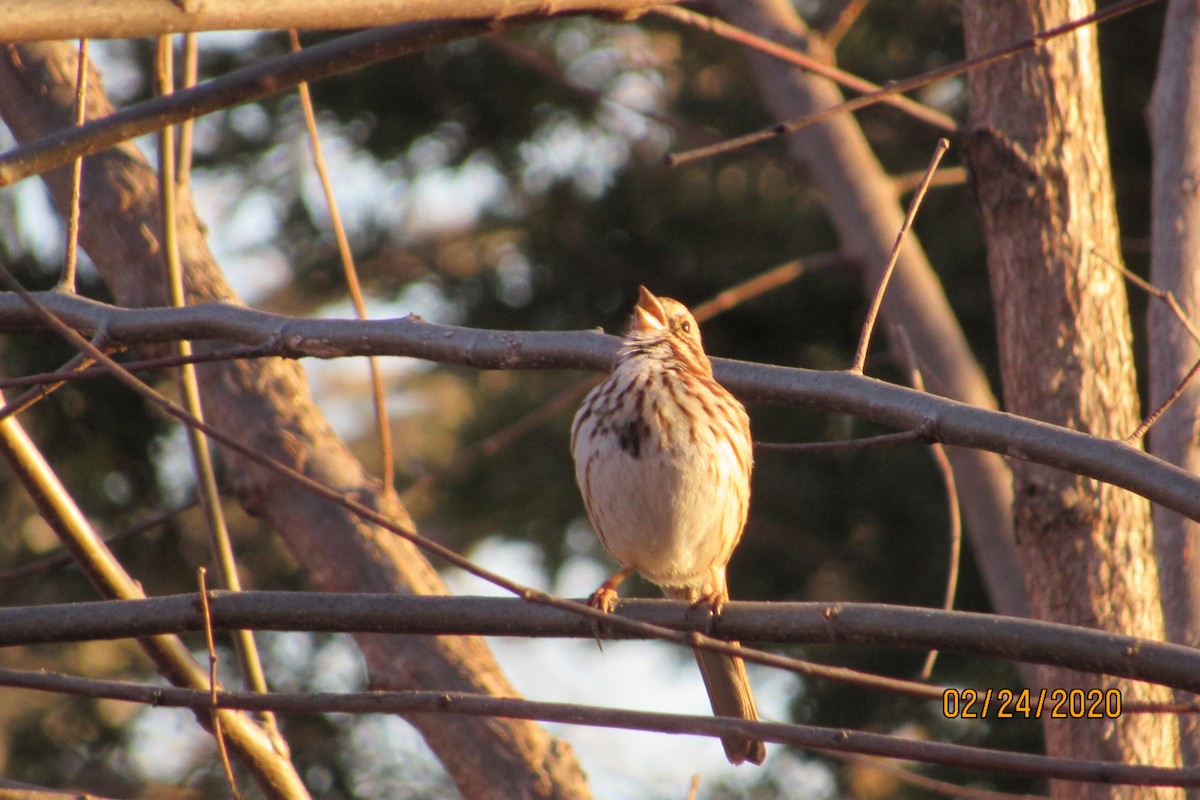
<box><xmin>3</xmin><ymin>593</ymin><xmax>1200</xmax><ymax>694</ymax></box>
<box><xmin>2</xmin><ymin>291</ymin><xmax>1198</xmax><ymax>524</ymax></box>
<box><xmin>0</xmin><ymin>0</ymin><xmax>671</xmax><ymax>44</ymax></box>
<box><xmin>4</xmin><ymin>667</ymin><xmax>1200</xmax><ymax>788</ymax></box>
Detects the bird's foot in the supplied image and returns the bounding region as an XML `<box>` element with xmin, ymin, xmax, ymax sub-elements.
<box><xmin>589</xmin><ymin>584</ymin><xmax>620</xmax><ymax>614</ymax></box>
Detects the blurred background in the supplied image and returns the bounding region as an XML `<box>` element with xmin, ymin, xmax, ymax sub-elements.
<box><xmin>0</xmin><ymin>0</ymin><xmax>1167</xmax><ymax>796</ymax></box>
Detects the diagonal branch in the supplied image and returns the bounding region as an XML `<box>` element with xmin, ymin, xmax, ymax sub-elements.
<box><xmin>0</xmin><ymin>387</ymin><xmax>307</xmax><ymax>799</ymax></box>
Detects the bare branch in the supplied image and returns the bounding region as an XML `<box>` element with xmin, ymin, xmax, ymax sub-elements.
<box><xmin>0</xmin><ymin>344</ymin><xmax>268</xmax><ymax>390</ymax></box>
<box><xmin>822</xmin><ymin>0</ymin><xmax>872</xmax><ymax>50</ymax></box>
<box><xmin>289</xmin><ymin>29</ymin><xmax>394</xmax><ymax>493</ymax></box>
<box><xmin>0</xmin><ymin>9</ymin><xmax>665</xmax><ymax>187</ymax></box>
<box><xmin>850</xmin><ymin>138</ymin><xmax>948</xmax><ymax>373</ymax></box>
<box><xmin>198</xmin><ymin>568</ymin><xmax>243</xmax><ymax>800</ymax></box>
<box><xmin>0</xmin><ymin>498</ymin><xmax>199</xmax><ymax>582</ymax></box>
<box><xmin>0</xmin><ymin>386</ymin><xmax>307</xmax><ymax>799</ymax></box>
<box><xmin>4</xmin><ymin>667</ymin><xmax>1200</xmax><ymax>788</ymax></box>
<box><xmin>754</xmin><ymin>429</ymin><xmax>923</xmax><ymax>452</ymax></box>
<box><xmin>893</xmin><ymin>325</ymin><xmax>961</xmax><ymax>680</ymax></box>
<box><xmin>60</xmin><ymin>37</ymin><xmax>87</xmax><ymax>293</ymax></box>
<box><xmin>0</xmin><ymin>0</ymin><xmax>675</xmax><ymax>42</ymax></box>
<box><xmin>6</xmin><ymin>593</ymin><xmax>1200</xmax><ymax>696</ymax></box>
<box><xmin>651</xmin><ymin>5</ymin><xmax>956</xmax><ymax>132</ymax></box>
<box><xmin>667</xmin><ymin>0</ymin><xmax>1160</xmax><ymax>167</ymax></box>
<box><xmin>690</xmin><ymin>252</ymin><xmax>845</xmax><ymax>322</ymax></box>
<box><xmin>2</xmin><ymin>290</ymin><xmax>1199</xmax><ymax>523</ymax></box>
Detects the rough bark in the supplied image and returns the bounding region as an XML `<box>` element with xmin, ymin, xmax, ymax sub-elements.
<box><xmin>708</xmin><ymin>0</ymin><xmax>1027</xmax><ymax>619</ymax></box>
<box><xmin>0</xmin><ymin>41</ymin><xmax>591</xmax><ymax>800</ymax></box>
<box><xmin>961</xmin><ymin>1</ymin><xmax>1179</xmax><ymax>797</ymax></box>
<box><xmin>1148</xmin><ymin>0</ymin><xmax>1200</xmax><ymax>779</ymax></box>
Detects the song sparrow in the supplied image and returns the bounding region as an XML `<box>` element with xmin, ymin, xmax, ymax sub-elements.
<box><xmin>571</xmin><ymin>286</ymin><xmax>764</xmax><ymax>765</ymax></box>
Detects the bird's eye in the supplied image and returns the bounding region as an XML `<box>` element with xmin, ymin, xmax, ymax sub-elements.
<box><xmin>679</xmin><ymin>320</ymin><xmax>692</xmax><ymax>334</ymax></box>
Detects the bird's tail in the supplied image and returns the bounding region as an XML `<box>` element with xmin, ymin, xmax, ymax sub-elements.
<box><xmin>665</xmin><ymin>587</ymin><xmax>765</xmax><ymax>765</ymax></box>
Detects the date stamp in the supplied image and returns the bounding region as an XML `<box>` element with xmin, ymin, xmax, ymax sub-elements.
<box><xmin>942</xmin><ymin>688</ymin><xmax>1123</xmax><ymax>719</ymax></box>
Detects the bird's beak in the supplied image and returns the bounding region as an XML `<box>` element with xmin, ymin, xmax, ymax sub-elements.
<box><xmin>632</xmin><ymin>286</ymin><xmax>667</xmax><ymax>333</ymax></box>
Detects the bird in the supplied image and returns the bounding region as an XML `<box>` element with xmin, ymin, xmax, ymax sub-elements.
<box><xmin>571</xmin><ymin>285</ymin><xmax>764</xmax><ymax>765</ymax></box>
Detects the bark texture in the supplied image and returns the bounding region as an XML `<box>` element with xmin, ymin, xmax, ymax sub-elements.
<box><xmin>961</xmin><ymin>1</ymin><xmax>1179</xmax><ymax>796</ymax></box>
<box><xmin>1148</xmin><ymin>0</ymin><xmax>1200</xmax><ymax>778</ymax></box>
<box><xmin>710</xmin><ymin>0</ymin><xmax>1027</xmax><ymax>619</ymax></box>
<box><xmin>0</xmin><ymin>41</ymin><xmax>591</xmax><ymax>800</ymax></box>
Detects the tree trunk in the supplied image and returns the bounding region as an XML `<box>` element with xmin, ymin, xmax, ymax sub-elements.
<box><xmin>710</xmin><ymin>0</ymin><xmax>1027</xmax><ymax>619</ymax></box>
<box><xmin>1148</xmin><ymin>0</ymin><xmax>1200</xmax><ymax>781</ymax></box>
<box><xmin>961</xmin><ymin>1</ymin><xmax>1179</xmax><ymax>797</ymax></box>
<box><xmin>0</xmin><ymin>40</ymin><xmax>591</xmax><ymax>800</ymax></box>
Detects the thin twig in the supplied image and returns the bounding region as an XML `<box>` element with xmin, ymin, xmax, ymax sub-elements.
<box><xmin>1097</xmin><ymin>248</ymin><xmax>1200</xmax><ymax>345</ymax></box>
<box><xmin>833</xmin><ymin>751</ymin><xmax>1048</xmax><ymax>800</ymax></box>
<box><xmin>0</xmin><ymin>497</ymin><xmax>199</xmax><ymax>582</ymax></box>
<box><xmin>1094</xmin><ymin>249</ymin><xmax>1200</xmax><ymax>443</ymax></box>
<box><xmin>667</xmin><ymin>0</ymin><xmax>1160</xmax><ymax>166</ymax></box>
<box><xmin>685</xmin><ymin>774</ymin><xmax>701</xmax><ymax>800</ymax></box>
<box><xmin>60</xmin><ymin>37</ymin><xmax>88</xmax><ymax>293</ymax></box>
<box><xmin>289</xmin><ymin>29</ymin><xmax>394</xmax><ymax>494</ymax></box>
<box><xmin>822</xmin><ymin>0</ymin><xmax>872</xmax><ymax>50</ymax></box>
<box><xmin>892</xmin><ymin>326</ymin><xmax>961</xmax><ymax>680</ymax></box>
<box><xmin>400</xmin><ymin>377</ymin><xmax>596</xmax><ymax>503</ymax></box>
<box><xmin>0</xmin><ymin>344</ymin><xmax>102</xmax><ymax>424</ymax></box>
<box><xmin>0</xmin><ymin>344</ymin><xmax>268</xmax><ymax>391</ymax></box>
<box><xmin>894</xmin><ymin>165</ymin><xmax>967</xmax><ymax>196</ymax></box>
<box><xmin>690</xmin><ymin>251</ymin><xmax>844</xmax><ymax>322</ymax></box>
<box><xmin>199</xmin><ymin>567</ymin><xmax>243</xmax><ymax>800</ymax></box>
<box><xmin>155</xmin><ymin>36</ymin><xmax>287</xmax><ymax>759</ymax></box>
<box><xmin>176</xmin><ymin>33</ymin><xmax>199</xmax><ymax>189</ymax></box>
<box><xmin>755</xmin><ymin>428</ymin><xmax>922</xmax><ymax>453</ymax></box>
<box><xmin>850</xmin><ymin>138</ymin><xmax>948</xmax><ymax>373</ymax></box>
<box><xmin>1129</xmin><ymin>356</ymin><xmax>1200</xmax><ymax>444</ymax></box>
<box><xmin>653</xmin><ymin>5</ymin><xmax>956</xmax><ymax>132</ymax></box>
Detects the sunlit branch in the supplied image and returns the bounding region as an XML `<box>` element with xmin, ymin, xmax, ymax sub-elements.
<box><xmin>289</xmin><ymin>29</ymin><xmax>394</xmax><ymax>494</ymax></box>
<box><xmin>667</xmin><ymin>0</ymin><xmax>1161</xmax><ymax>166</ymax></box>
<box><xmin>0</xmin><ymin>12</ymin><xmax>621</xmax><ymax>186</ymax></box>
<box><xmin>653</xmin><ymin>5</ymin><xmax>956</xmax><ymax>132</ymax></box>
<box><xmin>821</xmin><ymin>0</ymin><xmax>872</xmax><ymax>50</ymax></box>
<box><xmin>0</xmin><ymin>0</ymin><xmax>678</xmax><ymax>41</ymax></box>
<box><xmin>60</xmin><ymin>37</ymin><xmax>88</xmax><ymax>293</ymax></box>
<box><xmin>850</xmin><ymin>138</ymin><xmax>948</xmax><ymax>373</ymax></box>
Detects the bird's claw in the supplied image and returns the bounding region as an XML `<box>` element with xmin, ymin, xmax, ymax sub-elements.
<box><xmin>589</xmin><ymin>585</ymin><xmax>620</xmax><ymax>614</ymax></box>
